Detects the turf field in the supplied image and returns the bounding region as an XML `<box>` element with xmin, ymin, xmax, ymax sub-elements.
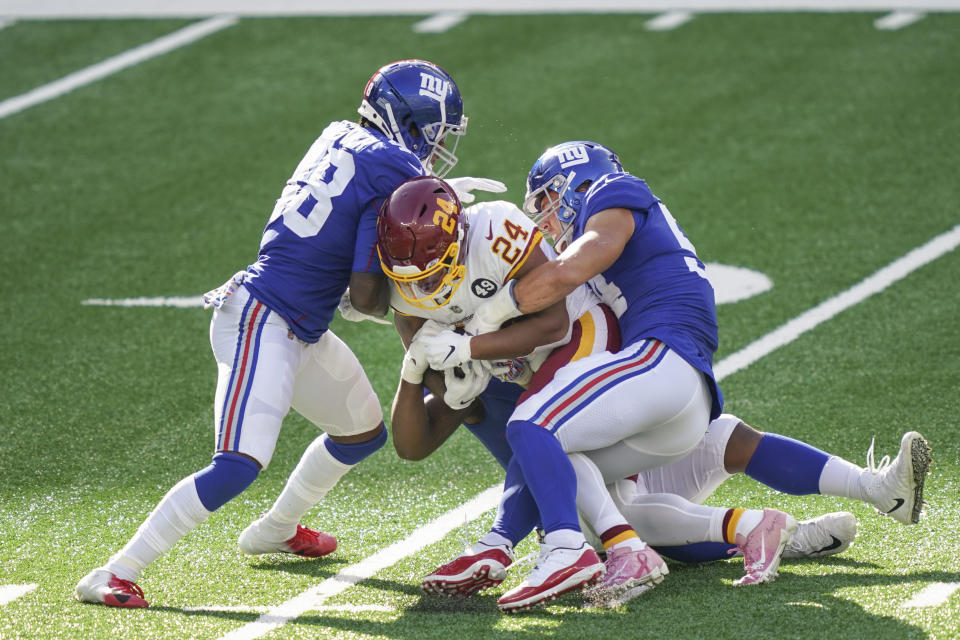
<box><xmin>1</xmin><ymin>8</ymin><xmax>959</xmax><ymax>640</ymax></box>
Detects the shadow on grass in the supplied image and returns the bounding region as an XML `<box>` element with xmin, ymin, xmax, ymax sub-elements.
<box><xmin>149</xmin><ymin>564</ymin><xmax>960</xmax><ymax>639</ymax></box>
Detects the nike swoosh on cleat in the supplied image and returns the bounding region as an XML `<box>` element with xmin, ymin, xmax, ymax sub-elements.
<box><xmin>887</xmin><ymin>498</ymin><xmax>905</xmax><ymax>513</ymax></box>
<box><xmin>443</xmin><ymin>345</ymin><xmax>456</xmax><ymax>363</ymax></box>
<box><xmin>815</xmin><ymin>536</ymin><xmax>844</xmax><ymax>554</ymax></box>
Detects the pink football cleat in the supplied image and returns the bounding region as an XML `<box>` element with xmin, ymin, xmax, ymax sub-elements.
<box><xmin>734</xmin><ymin>509</ymin><xmax>797</xmax><ymax>586</ymax></box>
<box><xmin>584</xmin><ymin>544</ymin><xmax>667</xmax><ymax>608</ymax></box>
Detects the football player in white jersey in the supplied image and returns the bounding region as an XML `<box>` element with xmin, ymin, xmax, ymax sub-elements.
<box><xmin>74</xmin><ymin>59</ymin><xmax>487</xmax><ymax>608</ymax></box>
<box><xmin>376</xmin><ymin>176</ymin><xmax>673</xmax><ymax>599</ymax></box>
<box><xmin>375</xmin><ymin>177</ymin><xmax>810</xmax><ymax>611</ymax></box>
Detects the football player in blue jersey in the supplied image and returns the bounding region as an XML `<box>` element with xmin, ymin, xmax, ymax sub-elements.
<box><xmin>75</xmin><ymin>59</ymin><xmax>489</xmax><ymax>608</ymax></box>
<box><xmin>416</xmin><ymin>141</ymin><xmax>792</xmax><ymax>611</ymax></box>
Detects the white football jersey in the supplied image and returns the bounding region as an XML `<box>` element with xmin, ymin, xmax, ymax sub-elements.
<box><xmin>390</xmin><ymin>200</ymin><xmax>598</xmax><ymax>363</ymax></box>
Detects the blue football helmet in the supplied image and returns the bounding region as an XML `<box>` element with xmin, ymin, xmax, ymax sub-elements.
<box><xmin>358</xmin><ymin>59</ymin><xmax>467</xmax><ymax>178</ymax></box>
<box><xmin>523</xmin><ymin>141</ymin><xmax>623</xmax><ymax>248</ymax></box>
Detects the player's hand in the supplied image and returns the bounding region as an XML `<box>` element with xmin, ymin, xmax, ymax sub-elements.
<box><xmin>338</xmin><ymin>289</ymin><xmax>391</xmax><ymax>324</ymax></box>
<box><xmin>445</xmin><ymin>177</ymin><xmax>507</xmax><ymax>204</ymax></box>
<box><xmin>400</xmin><ymin>334</ymin><xmax>430</xmax><ymax>384</ymax></box>
<box><xmin>416</xmin><ymin>321</ymin><xmax>473</xmax><ymax>370</ymax></box>
<box><xmin>443</xmin><ymin>360</ymin><xmax>491</xmax><ymax>410</ymax></box>
<box><xmin>464</xmin><ymin>281</ymin><xmax>522</xmax><ymax>336</ymax></box>
<box><xmin>489</xmin><ymin>357</ymin><xmax>533</xmax><ymax>387</ymax></box>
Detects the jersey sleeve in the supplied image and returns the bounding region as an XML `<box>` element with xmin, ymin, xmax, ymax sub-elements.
<box><xmin>579</xmin><ymin>174</ymin><xmax>659</xmax><ymax>228</ymax></box>
<box><xmin>350</xmin><ymin>145</ymin><xmax>425</xmax><ymax>274</ymax></box>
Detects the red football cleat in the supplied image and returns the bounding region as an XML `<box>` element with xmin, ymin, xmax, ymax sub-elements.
<box><xmin>497</xmin><ymin>542</ymin><xmax>604</xmax><ymax>613</ymax></box>
<box><xmin>422</xmin><ymin>542</ymin><xmax>515</xmax><ymax>597</ymax></box>
<box><xmin>75</xmin><ymin>570</ymin><xmax>149</xmax><ymax>608</ymax></box>
<box><xmin>239</xmin><ymin>519</ymin><xmax>337</xmax><ymax>558</ymax></box>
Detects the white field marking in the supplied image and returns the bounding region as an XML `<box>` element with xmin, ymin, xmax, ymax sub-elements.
<box><xmin>0</xmin><ymin>584</ymin><xmax>37</xmax><ymax>606</ymax></box>
<box><xmin>82</xmin><ymin>295</ymin><xmax>203</xmax><ymax>308</ymax></box>
<box><xmin>215</xmin><ymin>225</ymin><xmax>960</xmax><ymax>640</ymax></box>
<box><xmin>0</xmin><ymin>18</ymin><xmax>17</xmax><ymax>30</ymax></box>
<box><xmin>6</xmin><ymin>1</ymin><xmax>960</xmax><ymax>19</ymax></box>
<box><xmin>714</xmin><ymin>223</ymin><xmax>960</xmax><ymax>380</ymax></box>
<box><xmin>81</xmin><ymin>262</ymin><xmax>770</xmax><ymax>309</ymax></box>
<box><xmin>874</xmin><ymin>10</ymin><xmax>926</xmax><ymax>29</ymax></box>
<box><xmin>413</xmin><ymin>11</ymin><xmax>468</xmax><ymax>33</ymax></box>
<box><xmin>0</xmin><ymin>15</ymin><xmax>237</xmax><ymax>121</ymax></box>
<box><xmin>218</xmin><ymin>486</ymin><xmax>501</xmax><ymax>640</ymax></box>
<box><xmin>706</xmin><ymin>263</ymin><xmax>772</xmax><ymax>305</ymax></box>
<box><xmin>645</xmin><ymin>10</ymin><xmax>694</xmax><ymax>30</ymax></box>
<box><xmin>902</xmin><ymin>582</ymin><xmax>960</xmax><ymax>607</ymax></box>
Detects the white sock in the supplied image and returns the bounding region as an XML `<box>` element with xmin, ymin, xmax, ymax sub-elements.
<box><xmin>818</xmin><ymin>456</ymin><xmax>867</xmax><ymax>500</ymax></box>
<box><xmin>732</xmin><ymin>509</ymin><xmax>765</xmax><ymax>543</ymax></box>
<box><xmin>256</xmin><ymin>436</ymin><xmax>352</xmax><ymax>542</ymax></box>
<box><xmin>478</xmin><ymin>531</ymin><xmax>513</xmax><ymax>550</ymax></box>
<box><xmin>105</xmin><ymin>476</ymin><xmax>211</xmax><ymax>581</ymax></box>
<box><xmin>543</xmin><ymin>529</ymin><xmax>587</xmax><ymax>549</ymax></box>
<box><xmin>569</xmin><ymin>453</ymin><xmax>631</xmax><ymax>536</ymax></box>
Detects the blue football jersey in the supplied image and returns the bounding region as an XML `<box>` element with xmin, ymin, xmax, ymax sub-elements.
<box><xmin>573</xmin><ymin>173</ymin><xmax>723</xmax><ymax>418</ymax></box>
<box><xmin>243</xmin><ymin>120</ymin><xmax>425</xmax><ymax>342</ymax></box>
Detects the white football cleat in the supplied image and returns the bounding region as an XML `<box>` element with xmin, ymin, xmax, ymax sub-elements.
<box><xmin>783</xmin><ymin>512</ymin><xmax>857</xmax><ymax>559</ymax></box>
<box><xmin>75</xmin><ymin>569</ymin><xmax>149</xmax><ymax>608</ymax></box>
<box><xmin>862</xmin><ymin>432</ymin><xmax>932</xmax><ymax>525</ymax></box>
<box><xmin>497</xmin><ymin>542</ymin><xmax>604</xmax><ymax>613</ymax></box>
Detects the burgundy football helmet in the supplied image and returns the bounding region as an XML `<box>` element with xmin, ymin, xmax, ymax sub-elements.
<box><xmin>377</xmin><ymin>176</ymin><xmax>467</xmax><ymax>309</ymax></box>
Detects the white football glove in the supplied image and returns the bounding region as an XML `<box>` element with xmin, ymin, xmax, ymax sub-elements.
<box><xmin>464</xmin><ymin>280</ymin><xmax>523</xmax><ymax>336</ymax></box>
<box><xmin>416</xmin><ymin>321</ymin><xmax>474</xmax><ymax>370</ymax></box>
<box><xmin>400</xmin><ymin>336</ymin><xmax>430</xmax><ymax>384</ymax></box>
<box><xmin>443</xmin><ymin>360</ymin><xmax>492</xmax><ymax>410</ymax></box>
<box><xmin>445</xmin><ymin>176</ymin><xmax>507</xmax><ymax>204</ymax></box>
<box><xmin>338</xmin><ymin>289</ymin><xmax>391</xmax><ymax>324</ymax></box>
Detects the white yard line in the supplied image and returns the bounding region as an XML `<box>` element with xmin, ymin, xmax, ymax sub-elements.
<box><xmin>5</xmin><ymin>1</ymin><xmax>960</xmax><ymax>19</ymax></box>
<box><xmin>218</xmin><ymin>486</ymin><xmax>501</xmax><ymax>640</ymax></box>
<box><xmin>874</xmin><ymin>10</ymin><xmax>926</xmax><ymax>29</ymax></box>
<box><xmin>0</xmin><ymin>15</ymin><xmax>237</xmax><ymax>121</ymax></box>
<box><xmin>645</xmin><ymin>10</ymin><xmax>695</xmax><ymax>30</ymax></box>
<box><xmin>0</xmin><ymin>584</ymin><xmax>37</xmax><ymax>606</ymax></box>
<box><xmin>215</xmin><ymin>224</ymin><xmax>960</xmax><ymax>639</ymax></box>
<box><xmin>715</xmin><ymin>223</ymin><xmax>960</xmax><ymax>380</ymax></box>
<box><xmin>0</xmin><ymin>18</ymin><xmax>17</xmax><ymax>30</ymax></box>
<box><xmin>82</xmin><ymin>296</ymin><xmax>204</xmax><ymax>308</ymax></box>
<box><xmin>413</xmin><ymin>11</ymin><xmax>468</xmax><ymax>33</ymax></box>
<box><xmin>902</xmin><ymin>582</ymin><xmax>960</xmax><ymax>607</ymax></box>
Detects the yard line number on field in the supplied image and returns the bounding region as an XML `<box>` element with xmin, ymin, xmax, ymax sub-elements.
<box><xmin>218</xmin><ymin>224</ymin><xmax>960</xmax><ymax>639</ymax></box>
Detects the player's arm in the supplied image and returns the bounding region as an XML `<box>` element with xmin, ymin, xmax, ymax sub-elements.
<box><xmin>513</xmin><ymin>209</ymin><xmax>633</xmax><ymax>313</ymax></box>
<box><xmin>390</xmin><ymin>311</ymin><xmax>477</xmax><ymax>460</ymax></box>
<box><xmin>467</xmin><ymin>243</ymin><xmax>570</xmax><ymax>360</ymax></box>
<box><xmin>348</xmin><ymin>271</ymin><xmax>390</xmax><ymax>316</ymax></box>
<box><xmin>474</xmin><ymin>209</ymin><xmax>634</xmax><ymax>331</ymax></box>
<box><xmin>391</xmin><ymin>379</ymin><xmax>475</xmax><ymax>461</ymax></box>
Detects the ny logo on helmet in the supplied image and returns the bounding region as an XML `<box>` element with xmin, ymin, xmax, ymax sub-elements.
<box><xmin>558</xmin><ymin>145</ymin><xmax>590</xmax><ymax>169</ymax></box>
<box><xmin>419</xmin><ymin>73</ymin><xmax>450</xmax><ymax>102</ymax></box>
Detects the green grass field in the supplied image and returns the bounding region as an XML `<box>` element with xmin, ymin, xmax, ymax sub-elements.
<box><xmin>1</xmin><ymin>10</ymin><xmax>959</xmax><ymax>640</ymax></box>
